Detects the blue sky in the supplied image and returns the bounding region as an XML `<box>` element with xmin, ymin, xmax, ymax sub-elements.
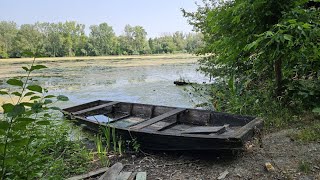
<box><xmin>0</xmin><ymin>0</ymin><xmax>199</xmax><ymax>37</ymax></box>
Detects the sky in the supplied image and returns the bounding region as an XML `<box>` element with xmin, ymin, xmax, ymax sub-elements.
<box><xmin>0</xmin><ymin>0</ymin><xmax>199</xmax><ymax>37</ymax></box>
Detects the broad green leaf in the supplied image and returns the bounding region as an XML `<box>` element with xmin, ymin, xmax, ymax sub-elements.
<box><xmin>0</xmin><ymin>121</ymin><xmax>10</xmax><ymax>130</ymax></box>
<box><xmin>13</xmin><ymin>118</ymin><xmax>36</xmax><ymax>130</ymax></box>
<box><xmin>302</xmin><ymin>23</ymin><xmax>311</xmax><ymax>29</ymax></box>
<box><xmin>8</xmin><ymin>104</ymin><xmax>25</xmax><ymax>117</ymax></box>
<box><xmin>30</xmin><ymin>65</ymin><xmax>47</xmax><ymax>71</ymax></box>
<box><xmin>27</xmin><ymin>85</ymin><xmax>42</xmax><ymax>93</ymax></box>
<box><xmin>11</xmin><ymin>138</ymin><xmax>29</xmax><ymax>146</ymax></box>
<box><xmin>22</xmin><ymin>66</ymin><xmax>29</xmax><ymax>71</ymax></box>
<box><xmin>12</xmin><ymin>121</ymin><xmax>31</xmax><ymax>130</ymax></box>
<box><xmin>24</xmin><ymin>92</ymin><xmax>35</xmax><ymax>96</ymax></box>
<box><xmin>312</xmin><ymin>108</ymin><xmax>320</xmax><ymax>114</ymax></box>
<box><xmin>244</xmin><ymin>41</ymin><xmax>257</xmax><ymax>51</ymax></box>
<box><xmin>283</xmin><ymin>34</ymin><xmax>292</xmax><ymax>41</ymax></box>
<box><xmin>44</xmin><ymin>95</ymin><xmax>55</xmax><ymax>98</ymax></box>
<box><xmin>7</xmin><ymin>79</ymin><xmax>23</xmax><ymax>87</ymax></box>
<box><xmin>0</xmin><ymin>129</ymin><xmax>5</xmax><ymax>136</ymax></box>
<box><xmin>21</xmin><ymin>102</ymin><xmax>34</xmax><ymax>107</ymax></box>
<box><xmin>30</xmin><ymin>96</ymin><xmax>41</xmax><ymax>100</ymax></box>
<box><xmin>50</xmin><ymin>107</ymin><xmax>61</xmax><ymax>110</ymax></box>
<box><xmin>36</xmin><ymin>120</ymin><xmax>50</xmax><ymax>125</ymax></box>
<box><xmin>0</xmin><ymin>90</ymin><xmax>8</xmax><ymax>95</ymax></box>
<box><xmin>16</xmin><ymin>117</ymin><xmax>36</xmax><ymax>122</ymax></box>
<box><xmin>44</xmin><ymin>113</ymin><xmax>51</xmax><ymax>117</ymax></box>
<box><xmin>288</xmin><ymin>19</ymin><xmax>297</xmax><ymax>24</ymax></box>
<box><xmin>11</xmin><ymin>91</ymin><xmax>22</xmax><ymax>97</ymax></box>
<box><xmin>57</xmin><ymin>95</ymin><xmax>69</xmax><ymax>101</ymax></box>
<box><xmin>2</xmin><ymin>103</ymin><xmax>14</xmax><ymax>114</ymax></box>
<box><xmin>31</xmin><ymin>102</ymin><xmax>43</xmax><ymax>113</ymax></box>
<box><xmin>44</xmin><ymin>99</ymin><xmax>53</xmax><ymax>104</ymax></box>
<box><xmin>265</xmin><ymin>31</ymin><xmax>274</xmax><ymax>37</ymax></box>
<box><xmin>0</xmin><ymin>144</ymin><xmax>4</xmax><ymax>153</ymax></box>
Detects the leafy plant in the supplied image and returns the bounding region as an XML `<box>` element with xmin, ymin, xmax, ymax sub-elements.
<box><xmin>183</xmin><ymin>0</ymin><xmax>320</xmax><ymax>113</ymax></box>
<box><xmin>117</xmin><ymin>138</ymin><xmax>123</xmax><ymax>156</ymax></box>
<box><xmin>131</xmin><ymin>138</ymin><xmax>140</xmax><ymax>153</ymax></box>
<box><xmin>111</xmin><ymin>127</ymin><xmax>117</xmax><ymax>152</ymax></box>
<box><xmin>102</xmin><ymin>124</ymin><xmax>111</xmax><ymax>152</ymax></box>
<box><xmin>94</xmin><ymin>135</ymin><xmax>109</xmax><ymax>167</ymax></box>
<box><xmin>0</xmin><ymin>57</ymin><xmax>90</xmax><ymax>179</ymax></box>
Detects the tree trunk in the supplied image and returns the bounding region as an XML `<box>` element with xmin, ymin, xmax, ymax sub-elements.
<box><xmin>275</xmin><ymin>58</ymin><xmax>282</xmax><ymax>96</ymax></box>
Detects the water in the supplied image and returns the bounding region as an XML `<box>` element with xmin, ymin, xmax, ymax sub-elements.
<box><xmin>0</xmin><ymin>56</ymin><xmax>210</xmax><ymax>109</ymax></box>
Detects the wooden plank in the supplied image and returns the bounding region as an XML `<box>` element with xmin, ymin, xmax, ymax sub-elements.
<box><xmin>182</xmin><ymin>125</ymin><xmax>228</xmax><ymax>134</ymax></box>
<box><xmin>99</xmin><ymin>162</ymin><xmax>124</xmax><ymax>180</ymax></box>
<box><xmin>149</xmin><ymin>106</ymin><xmax>155</xmax><ymax>118</ymax></box>
<box><xmin>157</xmin><ymin>122</ymin><xmax>178</xmax><ymax>131</ymax></box>
<box><xmin>127</xmin><ymin>172</ymin><xmax>137</xmax><ymax>180</ymax></box>
<box><xmin>67</xmin><ymin>167</ymin><xmax>108</xmax><ymax>180</ymax></box>
<box><xmin>109</xmin><ymin>114</ymin><xmax>131</xmax><ymax>123</ymax></box>
<box><xmin>129</xmin><ymin>108</ymin><xmax>186</xmax><ymax>130</ymax></box>
<box><xmin>234</xmin><ymin>118</ymin><xmax>264</xmax><ymax>139</ymax></box>
<box><xmin>73</xmin><ymin>101</ymin><xmax>119</xmax><ymax>115</ymax></box>
<box><xmin>116</xmin><ymin>172</ymin><xmax>132</xmax><ymax>180</ymax></box>
<box><xmin>135</xmin><ymin>172</ymin><xmax>147</xmax><ymax>180</ymax></box>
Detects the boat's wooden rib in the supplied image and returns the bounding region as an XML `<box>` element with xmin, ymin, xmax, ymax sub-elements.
<box><xmin>157</xmin><ymin>122</ymin><xmax>178</xmax><ymax>131</ymax></box>
<box><xmin>109</xmin><ymin>114</ymin><xmax>131</xmax><ymax>123</ymax></box>
<box><xmin>181</xmin><ymin>125</ymin><xmax>227</xmax><ymax>134</ymax></box>
<box><xmin>72</xmin><ymin>101</ymin><xmax>119</xmax><ymax>115</ymax></box>
<box><xmin>129</xmin><ymin>108</ymin><xmax>186</xmax><ymax>130</ymax></box>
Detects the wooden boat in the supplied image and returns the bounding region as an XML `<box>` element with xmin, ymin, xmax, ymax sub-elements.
<box><xmin>62</xmin><ymin>100</ymin><xmax>263</xmax><ymax>151</ymax></box>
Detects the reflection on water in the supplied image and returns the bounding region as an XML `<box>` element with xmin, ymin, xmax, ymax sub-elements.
<box><xmin>0</xmin><ymin>57</ymin><xmax>210</xmax><ymax>109</ymax></box>
<box><xmin>86</xmin><ymin>115</ymin><xmax>110</xmax><ymax>123</ymax></box>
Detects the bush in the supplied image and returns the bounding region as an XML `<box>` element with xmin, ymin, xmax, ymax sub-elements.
<box><xmin>0</xmin><ymin>57</ymin><xmax>90</xmax><ymax>179</ymax></box>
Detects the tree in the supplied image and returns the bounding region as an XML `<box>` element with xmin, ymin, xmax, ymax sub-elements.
<box><xmin>0</xmin><ymin>21</ymin><xmax>18</xmax><ymax>58</ymax></box>
<box><xmin>121</xmin><ymin>25</ymin><xmax>149</xmax><ymax>55</ymax></box>
<box><xmin>172</xmin><ymin>31</ymin><xmax>186</xmax><ymax>52</ymax></box>
<box><xmin>183</xmin><ymin>0</ymin><xmax>320</xmax><ymax>108</ymax></box>
<box><xmin>12</xmin><ymin>24</ymin><xmax>43</xmax><ymax>57</ymax></box>
<box><xmin>185</xmin><ymin>33</ymin><xmax>203</xmax><ymax>53</ymax></box>
<box><xmin>88</xmin><ymin>23</ymin><xmax>116</xmax><ymax>56</ymax></box>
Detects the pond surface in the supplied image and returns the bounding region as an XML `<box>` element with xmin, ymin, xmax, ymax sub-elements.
<box><xmin>0</xmin><ymin>56</ymin><xmax>210</xmax><ymax>109</ymax></box>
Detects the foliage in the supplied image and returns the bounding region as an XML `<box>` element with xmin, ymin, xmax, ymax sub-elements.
<box><xmin>131</xmin><ymin>138</ymin><xmax>140</xmax><ymax>153</ymax></box>
<box><xmin>92</xmin><ymin>123</ymin><xmax>126</xmax><ymax>166</ymax></box>
<box><xmin>0</xmin><ymin>57</ymin><xmax>90</xmax><ymax>179</ymax></box>
<box><xmin>88</xmin><ymin>23</ymin><xmax>117</xmax><ymax>56</ymax></box>
<box><xmin>183</xmin><ymin>0</ymin><xmax>320</xmax><ymax>113</ymax></box>
<box><xmin>298</xmin><ymin>160</ymin><xmax>311</xmax><ymax>173</ymax></box>
<box><xmin>292</xmin><ymin>121</ymin><xmax>320</xmax><ymax>142</ymax></box>
<box><xmin>0</xmin><ymin>20</ymin><xmax>203</xmax><ymax>58</ymax></box>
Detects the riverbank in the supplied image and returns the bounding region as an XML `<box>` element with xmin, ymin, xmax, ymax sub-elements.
<box><xmin>0</xmin><ymin>53</ymin><xmax>198</xmax><ymax>63</ymax></box>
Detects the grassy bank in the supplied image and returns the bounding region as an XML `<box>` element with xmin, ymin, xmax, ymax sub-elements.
<box><xmin>0</xmin><ymin>53</ymin><xmax>197</xmax><ymax>63</ymax></box>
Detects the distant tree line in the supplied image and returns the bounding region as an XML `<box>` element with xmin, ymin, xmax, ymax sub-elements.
<box><xmin>0</xmin><ymin>21</ymin><xmax>203</xmax><ymax>58</ymax></box>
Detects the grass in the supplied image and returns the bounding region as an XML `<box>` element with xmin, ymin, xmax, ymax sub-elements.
<box><xmin>290</xmin><ymin>120</ymin><xmax>320</xmax><ymax>142</ymax></box>
<box><xmin>298</xmin><ymin>160</ymin><xmax>311</xmax><ymax>173</ymax></box>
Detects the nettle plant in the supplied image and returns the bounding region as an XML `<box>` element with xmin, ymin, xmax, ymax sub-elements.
<box><xmin>0</xmin><ymin>58</ymin><xmax>68</xmax><ymax>179</ymax></box>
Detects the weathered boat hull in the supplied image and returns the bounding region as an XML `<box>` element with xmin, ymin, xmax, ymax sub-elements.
<box><xmin>63</xmin><ymin>100</ymin><xmax>263</xmax><ymax>151</ymax></box>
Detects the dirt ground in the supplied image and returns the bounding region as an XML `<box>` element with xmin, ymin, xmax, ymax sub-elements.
<box><xmin>105</xmin><ymin>129</ymin><xmax>320</xmax><ymax>180</ymax></box>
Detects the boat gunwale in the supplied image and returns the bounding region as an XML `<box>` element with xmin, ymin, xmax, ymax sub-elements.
<box><xmin>63</xmin><ymin>112</ymin><xmax>240</xmax><ymax>141</ymax></box>
<box><xmin>61</xmin><ymin>99</ymin><xmax>263</xmax><ymax>141</ymax></box>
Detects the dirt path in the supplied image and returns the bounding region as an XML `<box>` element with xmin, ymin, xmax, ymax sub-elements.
<box><xmin>108</xmin><ymin>129</ymin><xmax>320</xmax><ymax>180</ymax></box>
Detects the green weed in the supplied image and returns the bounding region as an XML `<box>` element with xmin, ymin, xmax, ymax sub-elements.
<box><xmin>0</xmin><ymin>57</ymin><xmax>91</xmax><ymax>179</ymax></box>
<box><xmin>292</xmin><ymin>121</ymin><xmax>320</xmax><ymax>142</ymax></box>
<box><xmin>298</xmin><ymin>160</ymin><xmax>311</xmax><ymax>173</ymax></box>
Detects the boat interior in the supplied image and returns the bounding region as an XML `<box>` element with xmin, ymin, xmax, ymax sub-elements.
<box><xmin>63</xmin><ymin>100</ymin><xmax>255</xmax><ymax>136</ymax></box>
